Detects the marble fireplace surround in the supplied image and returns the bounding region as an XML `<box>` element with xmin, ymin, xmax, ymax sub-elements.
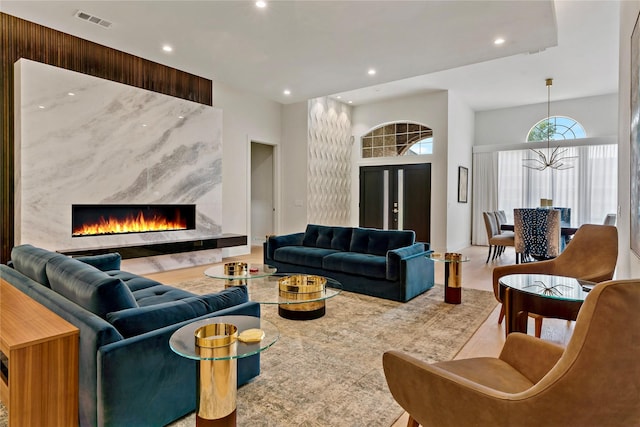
<box><xmin>14</xmin><ymin>59</ymin><xmax>226</xmax><ymax>274</ymax></box>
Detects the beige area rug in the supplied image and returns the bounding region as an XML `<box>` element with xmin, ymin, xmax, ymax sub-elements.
<box><xmin>167</xmin><ymin>279</ymin><xmax>498</xmax><ymax>427</ymax></box>
<box><xmin>0</xmin><ymin>283</ymin><xmax>496</xmax><ymax>427</ymax></box>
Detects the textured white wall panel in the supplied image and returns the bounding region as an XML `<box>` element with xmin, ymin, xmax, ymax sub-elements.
<box><xmin>307</xmin><ymin>97</ymin><xmax>352</xmax><ymax>225</ymax></box>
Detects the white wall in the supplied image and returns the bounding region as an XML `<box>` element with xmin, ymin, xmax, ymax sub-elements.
<box><xmin>280</xmin><ymin>102</ymin><xmax>310</xmax><ymax>234</ymax></box>
<box><xmin>475</xmin><ymin>93</ymin><xmax>618</xmax><ymax>146</ymax></box>
<box><xmin>213</xmin><ymin>81</ymin><xmax>282</xmax><ymax>256</ymax></box>
<box><xmin>351</xmin><ymin>90</ymin><xmax>450</xmax><ymax>251</ymax></box>
<box><xmin>618</xmin><ymin>0</ymin><xmax>640</xmax><ymax>278</ymax></box>
<box><xmin>447</xmin><ymin>91</ymin><xmax>474</xmax><ymax>251</ymax></box>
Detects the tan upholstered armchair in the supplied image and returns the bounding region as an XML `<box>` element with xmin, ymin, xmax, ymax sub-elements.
<box><xmin>492</xmin><ymin>223</ymin><xmax>618</xmax><ymax>336</ymax></box>
<box><xmin>383</xmin><ymin>279</ymin><xmax>640</xmax><ymax>427</ymax></box>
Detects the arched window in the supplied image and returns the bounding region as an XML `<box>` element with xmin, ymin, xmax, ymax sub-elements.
<box><xmin>527</xmin><ymin>116</ymin><xmax>586</xmax><ymax>142</ymax></box>
<box><xmin>361</xmin><ymin>122</ymin><xmax>432</xmax><ymax>158</ymax></box>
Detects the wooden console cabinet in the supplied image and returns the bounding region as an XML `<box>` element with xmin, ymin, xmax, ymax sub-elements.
<box><xmin>0</xmin><ymin>278</ymin><xmax>79</xmax><ymax>426</ymax></box>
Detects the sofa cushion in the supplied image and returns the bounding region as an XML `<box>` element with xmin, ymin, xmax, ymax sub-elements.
<box><xmin>10</xmin><ymin>244</ymin><xmax>65</xmax><ymax>288</ymax></box>
<box><xmin>107</xmin><ymin>270</ymin><xmax>165</xmax><ymax>292</ymax></box>
<box><xmin>106</xmin><ymin>297</ymin><xmax>211</xmax><ymax>338</ymax></box>
<box><xmin>274</xmin><ymin>246</ymin><xmax>340</xmax><ymax>268</ymax></box>
<box><xmin>322</xmin><ymin>252</ymin><xmax>387</xmax><ymax>279</ymax></box>
<box><xmin>106</xmin><ymin>285</ymin><xmax>250</xmax><ymax>338</ymax></box>
<box><xmin>349</xmin><ymin>228</ymin><xmax>415</xmax><ymax>256</ymax></box>
<box><xmin>46</xmin><ymin>255</ymin><xmax>138</xmax><ymax>318</ymax></box>
<box><xmin>131</xmin><ymin>284</ymin><xmax>198</xmax><ymax>307</ymax></box>
<box><xmin>302</xmin><ymin>224</ymin><xmax>353</xmax><ymax>251</ymax></box>
<box><xmin>76</xmin><ymin>252</ymin><xmax>122</xmax><ymax>272</ymax></box>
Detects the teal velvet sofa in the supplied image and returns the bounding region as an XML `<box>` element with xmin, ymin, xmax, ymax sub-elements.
<box><xmin>264</xmin><ymin>224</ymin><xmax>434</xmax><ymax>302</ymax></box>
<box><xmin>1</xmin><ymin>244</ymin><xmax>261</xmax><ymax>427</ymax></box>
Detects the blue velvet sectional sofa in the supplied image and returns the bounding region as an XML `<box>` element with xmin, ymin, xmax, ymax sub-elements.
<box><xmin>264</xmin><ymin>224</ymin><xmax>434</xmax><ymax>302</ymax></box>
<box><xmin>0</xmin><ymin>244</ymin><xmax>261</xmax><ymax>427</ymax></box>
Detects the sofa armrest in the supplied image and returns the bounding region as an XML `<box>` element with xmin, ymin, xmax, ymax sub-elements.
<box><xmin>264</xmin><ymin>232</ymin><xmax>305</xmax><ymax>261</ymax></box>
<box><xmin>386</xmin><ymin>243</ymin><xmax>431</xmax><ymax>281</ymax></box>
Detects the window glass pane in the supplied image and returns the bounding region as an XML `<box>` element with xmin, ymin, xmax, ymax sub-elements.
<box><xmin>361</xmin><ymin>122</ymin><xmax>433</xmax><ymax>158</ymax></box>
<box><xmin>527</xmin><ymin>116</ymin><xmax>586</xmax><ymax>142</ymax></box>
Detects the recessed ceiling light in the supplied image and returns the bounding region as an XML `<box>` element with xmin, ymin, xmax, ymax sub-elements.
<box><xmin>162</xmin><ymin>45</ymin><xmax>173</xmax><ymax>52</ymax></box>
<box><xmin>256</xmin><ymin>1</ymin><xmax>267</xmax><ymax>8</ymax></box>
<box><xmin>494</xmin><ymin>38</ymin><xmax>505</xmax><ymax>45</ymax></box>
<box><xmin>283</xmin><ymin>89</ymin><xmax>291</xmax><ymax>95</ymax></box>
<box><xmin>178</xmin><ymin>115</ymin><xmax>184</xmax><ymax>119</ymax></box>
<box><xmin>368</xmin><ymin>69</ymin><xmax>376</xmax><ymax>76</ymax></box>
<box><xmin>348</xmin><ymin>101</ymin><xmax>353</xmax><ymax>104</ymax></box>
<box><xmin>336</xmin><ymin>95</ymin><xmax>342</xmax><ymax>99</ymax></box>
<box><xmin>38</xmin><ymin>105</ymin><xmax>45</xmax><ymax>109</ymax></box>
<box><xmin>142</xmin><ymin>124</ymin><xmax>147</xmax><ymax>127</ymax></box>
<box><xmin>68</xmin><ymin>92</ymin><xmax>75</xmax><ymax>96</ymax></box>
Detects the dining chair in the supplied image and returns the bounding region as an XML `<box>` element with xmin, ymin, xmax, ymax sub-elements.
<box><xmin>492</xmin><ymin>223</ymin><xmax>618</xmax><ymax>337</ymax></box>
<box><xmin>383</xmin><ymin>279</ymin><xmax>640</xmax><ymax>427</ymax></box>
<box><xmin>513</xmin><ymin>208</ymin><xmax>561</xmax><ymax>263</ymax></box>
<box><xmin>494</xmin><ymin>210</ymin><xmax>508</xmax><ymax>229</ymax></box>
<box><xmin>482</xmin><ymin>212</ymin><xmax>515</xmax><ymax>263</ymax></box>
<box><xmin>552</xmin><ymin>207</ymin><xmax>572</xmax><ymax>250</ymax></box>
<box><xmin>603</xmin><ymin>213</ymin><xmax>617</xmax><ymax>226</ymax></box>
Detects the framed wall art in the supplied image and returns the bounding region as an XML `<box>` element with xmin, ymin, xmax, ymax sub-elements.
<box><xmin>458</xmin><ymin>166</ymin><xmax>468</xmax><ymax>203</ymax></box>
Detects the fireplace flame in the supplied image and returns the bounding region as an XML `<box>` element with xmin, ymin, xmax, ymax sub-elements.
<box><xmin>72</xmin><ymin>211</ymin><xmax>187</xmax><ymax>236</ymax></box>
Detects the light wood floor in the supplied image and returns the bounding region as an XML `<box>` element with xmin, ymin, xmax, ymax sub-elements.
<box><xmin>146</xmin><ymin>244</ymin><xmax>575</xmax><ymax>427</ymax></box>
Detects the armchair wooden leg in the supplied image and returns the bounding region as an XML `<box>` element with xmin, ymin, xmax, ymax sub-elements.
<box><xmin>535</xmin><ymin>317</ymin><xmax>543</xmax><ymax>338</ymax></box>
<box><xmin>408</xmin><ymin>415</ymin><xmax>419</xmax><ymax>427</ymax></box>
<box><xmin>498</xmin><ymin>304</ymin><xmax>504</xmax><ymax>324</ymax></box>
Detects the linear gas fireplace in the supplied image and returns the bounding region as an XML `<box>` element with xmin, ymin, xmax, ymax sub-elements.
<box><xmin>72</xmin><ymin>204</ymin><xmax>196</xmax><ymax>237</ymax></box>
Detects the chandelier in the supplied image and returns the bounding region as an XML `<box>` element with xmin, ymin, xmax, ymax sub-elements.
<box><xmin>523</xmin><ymin>78</ymin><xmax>576</xmax><ymax>171</ymax></box>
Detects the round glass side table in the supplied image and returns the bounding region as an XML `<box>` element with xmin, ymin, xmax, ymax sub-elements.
<box><xmin>170</xmin><ymin>315</ymin><xmax>279</xmax><ymax>426</ymax></box>
<box><xmin>430</xmin><ymin>252</ymin><xmax>470</xmax><ymax>304</ymax></box>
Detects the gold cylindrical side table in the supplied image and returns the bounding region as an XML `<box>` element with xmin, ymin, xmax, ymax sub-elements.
<box><xmin>194</xmin><ymin>323</ymin><xmax>238</xmax><ymax>426</ymax></box>
<box><xmin>169</xmin><ymin>316</ymin><xmax>279</xmax><ymax>427</ymax></box>
<box><xmin>430</xmin><ymin>252</ymin><xmax>470</xmax><ymax>304</ymax></box>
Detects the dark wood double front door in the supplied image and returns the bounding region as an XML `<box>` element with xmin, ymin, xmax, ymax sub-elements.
<box><xmin>359</xmin><ymin>163</ymin><xmax>431</xmax><ymax>242</ymax></box>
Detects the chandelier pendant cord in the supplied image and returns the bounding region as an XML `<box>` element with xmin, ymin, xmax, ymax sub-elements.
<box><xmin>523</xmin><ymin>78</ymin><xmax>577</xmax><ymax>171</ymax></box>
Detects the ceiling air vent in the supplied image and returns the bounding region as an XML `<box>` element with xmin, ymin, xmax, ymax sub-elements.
<box><xmin>75</xmin><ymin>10</ymin><xmax>112</xmax><ymax>28</ymax></box>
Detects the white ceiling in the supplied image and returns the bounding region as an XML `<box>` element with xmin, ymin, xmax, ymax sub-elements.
<box><xmin>0</xmin><ymin>0</ymin><xmax>620</xmax><ymax>111</ymax></box>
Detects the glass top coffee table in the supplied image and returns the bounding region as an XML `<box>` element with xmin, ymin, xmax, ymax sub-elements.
<box><xmin>498</xmin><ymin>274</ymin><xmax>595</xmax><ymax>335</ymax></box>
<box><xmin>169</xmin><ymin>315</ymin><xmax>279</xmax><ymax>426</ymax></box>
<box><xmin>204</xmin><ymin>272</ymin><xmax>342</xmax><ymax>320</ymax></box>
<box><xmin>204</xmin><ymin>263</ymin><xmax>277</xmax><ymax>286</ymax></box>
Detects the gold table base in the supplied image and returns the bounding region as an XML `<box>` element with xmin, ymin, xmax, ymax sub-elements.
<box><xmin>278</xmin><ymin>275</ymin><xmax>327</xmax><ymax>320</ymax></box>
<box><xmin>195</xmin><ymin>324</ymin><xmax>238</xmax><ymax>425</ymax></box>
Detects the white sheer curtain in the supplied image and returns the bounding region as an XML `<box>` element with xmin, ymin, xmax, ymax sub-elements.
<box><xmin>472</xmin><ymin>151</ymin><xmax>499</xmax><ymax>245</ymax></box>
<box><xmin>497</xmin><ymin>144</ymin><xmax>617</xmax><ymax>226</ymax></box>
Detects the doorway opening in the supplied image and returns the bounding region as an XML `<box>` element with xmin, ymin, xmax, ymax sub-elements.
<box><xmin>250</xmin><ymin>141</ymin><xmax>276</xmax><ymax>246</ymax></box>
